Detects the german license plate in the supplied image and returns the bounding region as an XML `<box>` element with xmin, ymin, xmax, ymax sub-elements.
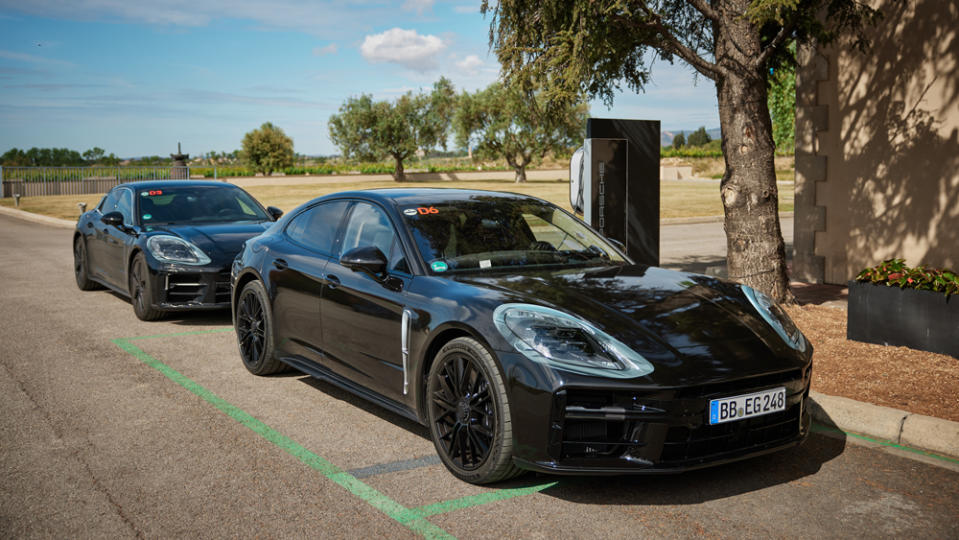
<box><xmin>709</xmin><ymin>387</ymin><xmax>786</xmax><ymax>425</ymax></box>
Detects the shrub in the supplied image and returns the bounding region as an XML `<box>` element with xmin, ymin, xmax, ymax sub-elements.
<box><xmin>855</xmin><ymin>259</ymin><xmax>959</xmax><ymax>297</ymax></box>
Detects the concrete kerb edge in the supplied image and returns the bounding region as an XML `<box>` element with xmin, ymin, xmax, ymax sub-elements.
<box><xmin>809</xmin><ymin>390</ymin><xmax>959</xmax><ymax>460</ymax></box>
<box><xmin>0</xmin><ymin>205</ymin><xmax>76</xmax><ymax>229</ymax></box>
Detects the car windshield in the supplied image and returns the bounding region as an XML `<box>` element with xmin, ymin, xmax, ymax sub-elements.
<box><xmin>400</xmin><ymin>196</ymin><xmax>627</xmax><ymax>273</ymax></box>
<box><xmin>135</xmin><ymin>185</ymin><xmax>270</xmax><ymax>225</ymax></box>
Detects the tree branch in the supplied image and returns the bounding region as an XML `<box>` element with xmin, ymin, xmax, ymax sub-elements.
<box><xmin>689</xmin><ymin>0</ymin><xmax>720</xmax><ymax>22</ymax></box>
<box><xmin>628</xmin><ymin>5</ymin><xmax>726</xmax><ymax>80</ymax></box>
<box><xmin>753</xmin><ymin>14</ymin><xmax>800</xmax><ymax>69</ymax></box>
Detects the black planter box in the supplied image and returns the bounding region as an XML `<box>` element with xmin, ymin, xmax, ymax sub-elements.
<box><xmin>847</xmin><ymin>280</ymin><xmax>959</xmax><ymax>358</ymax></box>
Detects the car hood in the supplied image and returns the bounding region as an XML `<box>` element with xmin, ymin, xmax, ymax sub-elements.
<box><xmin>453</xmin><ymin>265</ymin><xmax>806</xmax><ymax>386</ymax></box>
<box><xmin>145</xmin><ymin>222</ymin><xmax>271</xmax><ymax>264</ymax></box>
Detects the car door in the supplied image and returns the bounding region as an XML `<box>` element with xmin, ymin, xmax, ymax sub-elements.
<box><xmin>86</xmin><ymin>188</ymin><xmax>121</xmax><ymax>284</ymax></box>
<box><xmin>321</xmin><ymin>201</ymin><xmax>412</xmax><ymax>403</ymax></box>
<box><xmin>270</xmin><ymin>200</ymin><xmax>349</xmax><ymax>364</ymax></box>
<box><xmin>103</xmin><ymin>187</ymin><xmax>137</xmax><ymax>289</ymax></box>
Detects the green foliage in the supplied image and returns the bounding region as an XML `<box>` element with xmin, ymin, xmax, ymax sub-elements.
<box><xmin>671</xmin><ymin>132</ymin><xmax>685</xmax><ymax>149</ymax></box>
<box><xmin>686</xmin><ymin>126</ymin><xmax>711</xmax><ymax>147</ymax></box>
<box><xmin>856</xmin><ymin>259</ymin><xmax>959</xmax><ymax>298</ymax></box>
<box><xmin>241</xmin><ymin>122</ymin><xmax>295</xmax><ymax>176</ymax></box>
<box><xmin>2</xmin><ymin>147</ymin><xmax>86</xmax><ymax>166</ymax></box>
<box><xmin>454</xmin><ymin>82</ymin><xmax>587</xmax><ymax>182</ymax></box>
<box><xmin>328</xmin><ymin>78</ymin><xmax>456</xmax><ymax>181</ymax></box>
<box><xmin>768</xmin><ymin>42</ymin><xmax>796</xmax><ymax>151</ymax></box>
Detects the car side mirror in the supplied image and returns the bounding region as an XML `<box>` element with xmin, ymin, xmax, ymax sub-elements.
<box><xmin>340</xmin><ymin>246</ymin><xmax>387</xmax><ymax>278</ymax></box>
<box><xmin>607</xmin><ymin>238</ymin><xmax>626</xmax><ymax>253</ymax></box>
<box><xmin>101</xmin><ymin>211</ymin><xmax>124</xmax><ymax>228</ymax></box>
<box><xmin>267</xmin><ymin>206</ymin><xmax>283</xmax><ymax>221</ymax></box>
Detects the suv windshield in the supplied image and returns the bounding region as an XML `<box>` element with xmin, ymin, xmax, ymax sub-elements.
<box><xmin>136</xmin><ymin>185</ymin><xmax>270</xmax><ymax>225</ymax></box>
<box><xmin>400</xmin><ymin>197</ymin><xmax>626</xmax><ymax>273</ymax></box>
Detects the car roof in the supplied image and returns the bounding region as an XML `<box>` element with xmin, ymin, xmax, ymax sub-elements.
<box><xmin>116</xmin><ymin>180</ymin><xmax>240</xmax><ymax>190</ymax></box>
<box><xmin>309</xmin><ymin>188</ymin><xmax>545</xmax><ymax>208</ymax></box>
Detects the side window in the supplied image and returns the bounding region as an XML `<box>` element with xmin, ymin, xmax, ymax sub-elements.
<box><xmin>285</xmin><ymin>200</ymin><xmax>349</xmax><ymax>256</ymax></box>
<box><xmin>339</xmin><ymin>202</ymin><xmax>395</xmax><ymax>258</ymax></box>
<box><xmin>117</xmin><ymin>189</ymin><xmax>134</xmax><ymax>226</ymax></box>
<box><xmin>99</xmin><ymin>190</ymin><xmax>119</xmax><ymax>213</ymax></box>
<box><xmin>389</xmin><ymin>237</ymin><xmax>410</xmax><ymax>274</ymax></box>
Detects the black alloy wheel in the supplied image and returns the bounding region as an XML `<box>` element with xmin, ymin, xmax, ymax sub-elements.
<box><xmin>129</xmin><ymin>253</ymin><xmax>164</xmax><ymax>321</ymax></box>
<box><xmin>73</xmin><ymin>236</ymin><xmax>101</xmax><ymax>291</ymax></box>
<box><xmin>235</xmin><ymin>280</ymin><xmax>284</xmax><ymax>375</ymax></box>
<box><xmin>427</xmin><ymin>337</ymin><xmax>521</xmax><ymax>484</ymax></box>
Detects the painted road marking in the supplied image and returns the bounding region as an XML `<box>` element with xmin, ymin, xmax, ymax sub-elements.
<box><xmin>113</xmin><ymin>333</ymin><xmax>558</xmax><ymax>539</ymax></box>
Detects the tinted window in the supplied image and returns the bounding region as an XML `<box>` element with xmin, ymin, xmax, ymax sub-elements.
<box><xmin>285</xmin><ymin>200</ymin><xmax>349</xmax><ymax>255</ymax></box>
<box><xmin>99</xmin><ymin>190</ymin><xmax>119</xmax><ymax>213</ymax></box>
<box><xmin>117</xmin><ymin>189</ymin><xmax>134</xmax><ymax>226</ymax></box>
<box><xmin>136</xmin><ymin>185</ymin><xmax>270</xmax><ymax>225</ymax></box>
<box><xmin>389</xmin><ymin>237</ymin><xmax>410</xmax><ymax>274</ymax></box>
<box><xmin>339</xmin><ymin>202</ymin><xmax>395</xmax><ymax>258</ymax></box>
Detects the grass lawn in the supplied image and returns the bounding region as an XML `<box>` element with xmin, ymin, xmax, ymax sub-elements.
<box><xmin>0</xmin><ymin>177</ymin><xmax>794</xmax><ymax>221</ymax></box>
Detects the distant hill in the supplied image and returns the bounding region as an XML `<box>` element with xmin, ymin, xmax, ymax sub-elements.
<box><xmin>661</xmin><ymin>128</ymin><xmax>722</xmax><ymax>146</ymax></box>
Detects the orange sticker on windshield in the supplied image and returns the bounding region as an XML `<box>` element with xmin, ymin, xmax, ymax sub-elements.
<box><xmin>417</xmin><ymin>206</ymin><xmax>438</xmax><ymax>215</ymax></box>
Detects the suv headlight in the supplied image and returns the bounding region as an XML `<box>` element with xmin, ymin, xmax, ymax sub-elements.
<box><xmin>146</xmin><ymin>235</ymin><xmax>211</xmax><ymax>265</ymax></box>
<box><xmin>741</xmin><ymin>285</ymin><xmax>807</xmax><ymax>352</ymax></box>
<box><xmin>493</xmin><ymin>303</ymin><xmax>654</xmax><ymax>379</ymax></box>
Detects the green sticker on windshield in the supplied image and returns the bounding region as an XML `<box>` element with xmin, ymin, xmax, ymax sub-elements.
<box><xmin>430</xmin><ymin>261</ymin><xmax>448</xmax><ymax>272</ymax></box>
<box><xmin>143</xmin><ymin>214</ymin><xmax>152</xmax><ymax>220</ymax></box>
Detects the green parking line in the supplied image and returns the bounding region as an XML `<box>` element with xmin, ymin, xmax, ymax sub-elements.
<box><xmin>811</xmin><ymin>423</ymin><xmax>959</xmax><ymax>465</ymax></box>
<box><xmin>113</xmin><ymin>337</ymin><xmax>453</xmax><ymax>539</ymax></box>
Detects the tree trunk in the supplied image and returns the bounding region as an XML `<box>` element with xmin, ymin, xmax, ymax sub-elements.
<box><xmin>514</xmin><ymin>165</ymin><xmax>527</xmax><ymax>183</ymax></box>
<box><xmin>392</xmin><ymin>154</ymin><xmax>406</xmax><ymax>182</ymax></box>
<box><xmin>715</xmin><ymin>2</ymin><xmax>794</xmax><ymax>302</ymax></box>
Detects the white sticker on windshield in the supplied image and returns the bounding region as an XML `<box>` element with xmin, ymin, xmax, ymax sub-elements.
<box><xmin>403</xmin><ymin>208</ymin><xmax>418</xmax><ymax>216</ymax></box>
<box><xmin>479</xmin><ymin>260</ymin><xmax>492</xmax><ymax>269</ymax></box>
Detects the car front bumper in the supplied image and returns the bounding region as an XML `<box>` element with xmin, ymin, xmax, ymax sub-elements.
<box><xmin>146</xmin><ymin>264</ymin><xmax>232</xmax><ymax>311</ymax></box>
<box><xmin>504</xmin><ymin>354</ymin><xmax>813</xmax><ymax>474</ymax></box>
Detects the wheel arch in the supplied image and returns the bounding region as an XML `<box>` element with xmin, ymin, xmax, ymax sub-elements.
<box><xmin>415</xmin><ymin>322</ymin><xmax>499</xmax><ymax>420</ymax></box>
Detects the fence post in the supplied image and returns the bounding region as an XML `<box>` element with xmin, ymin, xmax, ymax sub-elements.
<box><xmin>0</xmin><ymin>165</ymin><xmax>3</xmax><ymax>198</ymax></box>
<box><xmin>214</xmin><ymin>164</ymin><xmax>218</xmax><ymax>181</ymax></box>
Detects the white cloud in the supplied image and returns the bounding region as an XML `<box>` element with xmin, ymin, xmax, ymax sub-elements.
<box><xmin>402</xmin><ymin>0</ymin><xmax>434</xmax><ymax>13</ymax></box>
<box><xmin>454</xmin><ymin>54</ymin><xmax>483</xmax><ymax>75</ymax></box>
<box><xmin>0</xmin><ymin>49</ymin><xmax>74</xmax><ymax>68</ymax></box>
<box><xmin>453</xmin><ymin>4</ymin><xmax>480</xmax><ymax>14</ymax></box>
<box><xmin>313</xmin><ymin>43</ymin><xmax>338</xmax><ymax>56</ymax></box>
<box><xmin>360</xmin><ymin>28</ymin><xmax>446</xmax><ymax>71</ymax></box>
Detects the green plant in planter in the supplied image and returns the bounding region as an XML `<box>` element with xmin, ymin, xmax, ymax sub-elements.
<box><xmin>855</xmin><ymin>258</ymin><xmax>959</xmax><ymax>297</ymax></box>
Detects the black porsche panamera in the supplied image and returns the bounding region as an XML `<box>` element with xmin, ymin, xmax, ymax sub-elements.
<box><xmin>73</xmin><ymin>181</ymin><xmax>282</xmax><ymax>320</ymax></box>
<box><xmin>231</xmin><ymin>188</ymin><xmax>813</xmax><ymax>484</ymax></box>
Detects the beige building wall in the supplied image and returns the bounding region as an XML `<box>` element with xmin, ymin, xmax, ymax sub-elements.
<box><xmin>794</xmin><ymin>0</ymin><xmax>959</xmax><ymax>285</ymax></box>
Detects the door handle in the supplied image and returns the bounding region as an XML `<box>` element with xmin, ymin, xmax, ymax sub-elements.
<box><xmin>273</xmin><ymin>258</ymin><xmax>288</xmax><ymax>270</ymax></box>
<box><xmin>326</xmin><ymin>274</ymin><xmax>340</xmax><ymax>289</ymax></box>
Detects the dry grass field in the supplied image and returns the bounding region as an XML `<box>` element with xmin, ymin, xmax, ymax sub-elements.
<box><xmin>0</xmin><ymin>175</ymin><xmax>794</xmax><ymax>221</ymax></box>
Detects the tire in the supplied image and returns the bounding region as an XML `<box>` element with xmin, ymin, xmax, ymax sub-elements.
<box><xmin>427</xmin><ymin>337</ymin><xmax>522</xmax><ymax>484</ymax></box>
<box><xmin>235</xmin><ymin>280</ymin><xmax>286</xmax><ymax>375</ymax></box>
<box><xmin>73</xmin><ymin>236</ymin><xmax>102</xmax><ymax>291</ymax></box>
<box><xmin>129</xmin><ymin>253</ymin><xmax>165</xmax><ymax>321</ymax></box>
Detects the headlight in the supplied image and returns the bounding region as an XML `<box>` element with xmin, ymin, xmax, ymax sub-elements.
<box><xmin>493</xmin><ymin>303</ymin><xmax>654</xmax><ymax>379</ymax></box>
<box><xmin>146</xmin><ymin>235</ymin><xmax>211</xmax><ymax>265</ymax></box>
<box><xmin>741</xmin><ymin>285</ymin><xmax>807</xmax><ymax>352</ymax></box>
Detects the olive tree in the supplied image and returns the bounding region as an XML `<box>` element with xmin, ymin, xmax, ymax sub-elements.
<box><xmin>241</xmin><ymin>122</ymin><xmax>294</xmax><ymax>176</ymax></box>
<box><xmin>484</xmin><ymin>0</ymin><xmax>880</xmax><ymax>301</ymax></box>
<box><xmin>328</xmin><ymin>78</ymin><xmax>456</xmax><ymax>182</ymax></box>
<box><xmin>454</xmin><ymin>83</ymin><xmax>587</xmax><ymax>183</ymax></box>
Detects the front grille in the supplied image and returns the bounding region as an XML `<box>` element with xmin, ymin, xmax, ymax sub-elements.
<box><xmin>214</xmin><ymin>271</ymin><xmax>231</xmax><ymax>303</ymax></box>
<box><xmin>165</xmin><ymin>273</ymin><xmax>206</xmax><ymax>304</ymax></box>
<box><xmin>555</xmin><ymin>370</ymin><xmax>809</xmax><ymax>466</ymax></box>
<box><xmin>659</xmin><ymin>403</ymin><xmax>801</xmax><ymax>463</ymax></box>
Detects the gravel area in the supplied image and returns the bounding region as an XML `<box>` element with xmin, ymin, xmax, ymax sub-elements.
<box><xmin>785</xmin><ymin>302</ymin><xmax>959</xmax><ymax>422</ymax></box>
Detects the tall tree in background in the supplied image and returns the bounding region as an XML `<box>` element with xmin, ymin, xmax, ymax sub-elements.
<box><xmin>454</xmin><ymin>83</ymin><xmax>587</xmax><ymax>183</ymax></box>
<box><xmin>485</xmin><ymin>0</ymin><xmax>880</xmax><ymax>301</ymax></box>
<box><xmin>329</xmin><ymin>78</ymin><xmax>456</xmax><ymax>182</ymax></box>
<box><xmin>686</xmin><ymin>126</ymin><xmax>712</xmax><ymax>147</ymax></box>
<box><xmin>242</xmin><ymin>122</ymin><xmax>294</xmax><ymax>176</ymax></box>
<box><xmin>672</xmin><ymin>132</ymin><xmax>686</xmax><ymax>149</ymax></box>
<box><xmin>768</xmin><ymin>42</ymin><xmax>797</xmax><ymax>151</ymax></box>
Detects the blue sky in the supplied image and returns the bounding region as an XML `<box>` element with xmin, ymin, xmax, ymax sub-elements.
<box><xmin>0</xmin><ymin>0</ymin><xmax>720</xmax><ymax>158</ymax></box>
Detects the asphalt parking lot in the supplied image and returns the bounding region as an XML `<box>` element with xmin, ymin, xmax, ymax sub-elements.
<box><xmin>1</xmin><ymin>212</ymin><xmax>957</xmax><ymax>539</ymax></box>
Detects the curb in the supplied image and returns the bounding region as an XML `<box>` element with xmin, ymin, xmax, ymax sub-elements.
<box><xmin>809</xmin><ymin>390</ymin><xmax>959</xmax><ymax>460</ymax></box>
<box><xmin>0</xmin><ymin>205</ymin><xmax>76</xmax><ymax>229</ymax></box>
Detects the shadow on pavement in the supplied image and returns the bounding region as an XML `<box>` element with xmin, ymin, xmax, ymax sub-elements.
<box><xmin>292</xmin><ymin>372</ymin><xmax>848</xmax><ymax>502</ymax></box>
